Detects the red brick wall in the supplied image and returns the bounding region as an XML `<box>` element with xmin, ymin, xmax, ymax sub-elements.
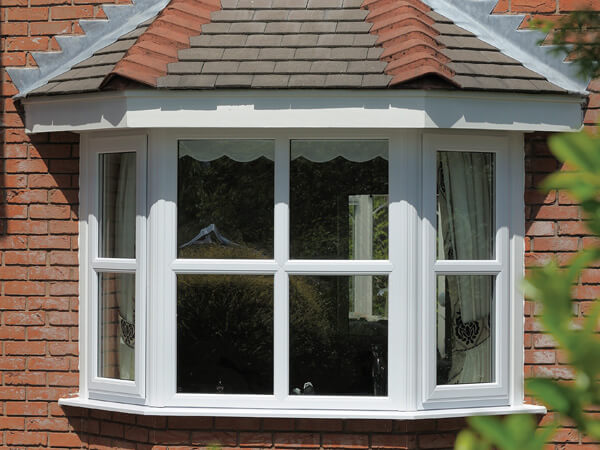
<box><xmin>523</xmin><ymin>133</ymin><xmax>599</xmax><ymax>448</ymax></box>
<box><xmin>1</xmin><ymin>1</ymin><xmax>599</xmax><ymax>449</ymax></box>
<box><xmin>1</xmin><ymin>0</ymin><xmax>129</xmax><ymax>68</ymax></box>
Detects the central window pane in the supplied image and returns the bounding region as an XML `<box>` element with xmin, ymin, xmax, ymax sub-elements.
<box><xmin>177</xmin><ymin>140</ymin><xmax>275</xmax><ymax>259</ymax></box>
<box><xmin>289</xmin><ymin>275</ymin><xmax>388</xmax><ymax>396</ymax></box>
<box><xmin>290</xmin><ymin>140</ymin><xmax>389</xmax><ymax>260</ymax></box>
<box><xmin>177</xmin><ymin>274</ymin><xmax>274</xmax><ymax>394</ymax></box>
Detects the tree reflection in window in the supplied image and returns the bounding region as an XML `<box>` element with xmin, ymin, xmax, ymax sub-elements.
<box><xmin>177</xmin><ymin>140</ymin><xmax>275</xmax><ymax>259</ymax></box>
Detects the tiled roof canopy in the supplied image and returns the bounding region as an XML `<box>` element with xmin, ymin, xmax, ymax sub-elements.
<box><xmin>29</xmin><ymin>0</ymin><xmax>566</xmax><ymax>95</ymax></box>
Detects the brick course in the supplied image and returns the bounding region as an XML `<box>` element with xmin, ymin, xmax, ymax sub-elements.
<box><xmin>1</xmin><ymin>0</ymin><xmax>599</xmax><ymax>448</ymax></box>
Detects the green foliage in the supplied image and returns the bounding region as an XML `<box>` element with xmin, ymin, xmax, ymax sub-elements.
<box><xmin>456</xmin><ymin>130</ymin><xmax>600</xmax><ymax>449</ymax></box>
<box><xmin>531</xmin><ymin>11</ymin><xmax>600</xmax><ymax>80</ymax></box>
<box><xmin>455</xmin><ymin>415</ymin><xmax>557</xmax><ymax>450</ymax></box>
<box><xmin>456</xmin><ymin>10</ymin><xmax>600</xmax><ymax>449</ymax></box>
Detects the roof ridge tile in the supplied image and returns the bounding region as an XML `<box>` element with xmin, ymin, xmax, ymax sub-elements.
<box><xmin>377</xmin><ymin>26</ymin><xmax>439</xmax><ymax>48</ymax></box>
<box><xmin>369</xmin><ymin>8</ymin><xmax>434</xmax><ymax>30</ymax></box>
<box><xmin>363</xmin><ymin>0</ymin><xmax>458</xmax><ymax>87</ymax></box>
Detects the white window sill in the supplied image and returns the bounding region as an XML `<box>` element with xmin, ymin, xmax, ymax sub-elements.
<box><xmin>59</xmin><ymin>396</ymin><xmax>546</xmax><ymax>419</ymax></box>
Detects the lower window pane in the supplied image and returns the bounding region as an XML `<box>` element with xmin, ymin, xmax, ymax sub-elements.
<box><xmin>436</xmin><ymin>275</ymin><xmax>494</xmax><ymax>385</ymax></box>
<box><xmin>289</xmin><ymin>275</ymin><xmax>388</xmax><ymax>396</ymax></box>
<box><xmin>177</xmin><ymin>275</ymin><xmax>274</xmax><ymax>394</ymax></box>
<box><xmin>99</xmin><ymin>272</ymin><xmax>135</xmax><ymax>381</ymax></box>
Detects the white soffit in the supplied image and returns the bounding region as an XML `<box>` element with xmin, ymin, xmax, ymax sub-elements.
<box><xmin>6</xmin><ymin>0</ymin><xmax>168</xmax><ymax>98</ymax></box>
<box><xmin>421</xmin><ymin>0</ymin><xmax>590</xmax><ymax>94</ymax></box>
<box><xmin>22</xmin><ymin>90</ymin><xmax>585</xmax><ymax>133</ymax></box>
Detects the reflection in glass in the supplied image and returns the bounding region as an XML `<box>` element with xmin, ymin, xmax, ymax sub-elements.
<box><xmin>100</xmin><ymin>153</ymin><xmax>136</xmax><ymax>259</ymax></box>
<box><xmin>99</xmin><ymin>272</ymin><xmax>135</xmax><ymax>380</ymax></box>
<box><xmin>290</xmin><ymin>140</ymin><xmax>388</xmax><ymax>260</ymax></box>
<box><xmin>437</xmin><ymin>152</ymin><xmax>495</xmax><ymax>260</ymax></box>
<box><xmin>437</xmin><ymin>275</ymin><xmax>494</xmax><ymax>385</ymax></box>
<box><xmin>289</xmin><ymin>275</ymin><xmax>388</xmax><ymax>396</ymax></box>
<box><xmin>177</xmin><ymin>140</ymin><xmax>275</xmax><ymax>259</ymax></box>
<box><xmin>177</xmin><ymin>275</ymin><xmax>274</xmax><ymax>394</ymax></box>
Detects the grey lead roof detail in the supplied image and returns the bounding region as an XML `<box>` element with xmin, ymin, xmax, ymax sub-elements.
<box><xmin>27</xmin><ymin>0</ymin><xmax>568</xmax><ymax>96</ymax></box>
<box><xmin>29</xmin><ymin>21</ymin><xmax>152</xmax><ymax>96</ymax></box>
<box><xmin>8</xmin><ymin>0</ymin><xmax>167</xmax><ymax>98</ymax></box>
<box><xmin>433</xmin><ymin>16</ymin><xmax>565</xmax><ymax>93</ymax></box>
<box><xmin>421</xmin><ymin>0</ymin><xmax>588</xmax><ymax>93</ymax></box>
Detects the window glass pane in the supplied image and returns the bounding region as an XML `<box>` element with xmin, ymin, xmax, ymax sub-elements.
<box><xmin>177</xmin><ymin>275</ymin><xmax>274</xmax><ymax>394</ymax></box>
<box><xmin>100</xmin><ymin>153</ymin><xmax>136</xmax><ymax>259</ymax></box>
<box><xmin>436</xmin><ymin>275</ymin><xmax>494</xmax><ymax>385</ymax></box>
<box><xmin>98</xmin><ymin>272</ymin><xmax>135</xmax><ymax>381</ymax></box>
<box><xmin>437</xmin><ymin>152</ymin><xmax>495</xmax><ymax>260</ymax></box>
<box><xmin>177</xmin><ymin>140</ymin><xmax>274</xmax><ymax>259</ymax></box>
<box><xmin>289</xmin><ymin>275</ymin><xmax>388</xmax><ymax>396</ymax></box>
<box><xmin>290</xmin><ymin>140</ymin><xmax>388</xmax><ymax>260</ymax></box>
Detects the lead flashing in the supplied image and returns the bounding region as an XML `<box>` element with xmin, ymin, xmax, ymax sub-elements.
<box><xmin>7</xmin><ymin>0</ymin><xmax>169</xmax><ymax>98</ymax></box>
<box><xmin>420</xmin><ymin>0</ymin><xmax>590</xmax><ymax>94</ymax></box>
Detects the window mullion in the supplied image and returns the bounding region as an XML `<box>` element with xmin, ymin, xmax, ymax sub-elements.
<box><xmin>274</xmin><ymin>136</ymin><xmax>290</xmax><ymax>402</ymax></box>
<box><xmin>147</xmin><ymin>129</ymin><xmax>177</xmax><ymax>407</ymax></box>
<box><xmin>389</xmin><ymin>130</ymin><xmax>420</xmax><ymax>411</ymax></box>
<box><xmin>508</xmin><ymin>133</ymin><xmax>525</xmax><ymax>407</ymax></box>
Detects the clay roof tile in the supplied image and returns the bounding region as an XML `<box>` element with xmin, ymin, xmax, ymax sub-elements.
<box><xmin>28</xmin><ymin>0</ymin><xmax>567</xmax><ymax>96</ymax></box>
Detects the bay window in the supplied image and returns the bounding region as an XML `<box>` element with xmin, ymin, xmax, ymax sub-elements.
<box><xmin>74</xmin><ymin>129</ymin><xmax>534</xmax><ymax>417</ymax></box>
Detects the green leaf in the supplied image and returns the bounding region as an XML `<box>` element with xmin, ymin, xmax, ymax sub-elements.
<box><xmin>529</xmin><ymin>422</ymin><xmax>559</xmax><ymax>449</ymax></box>
<box><xmin>584</xmin><ymin>419</ymin><xmax>600</xmax><ymax>440</ymax></box>
<box><xmin>455</xmin><ymin>430</ymin><xmax>487</xmax><ymax>450</ymax></box>
<box><xmin>548</xmin><ymin>132</ymin><xmax>600</xmax><ymax>173</ymax></box>
<box><xmin>527</xmin><ymin>379</ymin><xmax>571</xmax><ymax>412</ymax></box>
<box><xmin>505</xmin><ymin>414</ymin><xmax>537</xmax><ymax>444</ymax></box>
<box><xmin>469</xmin><ymin>416</ymin><xmax>515</xmax><ymax>449</ymax></box>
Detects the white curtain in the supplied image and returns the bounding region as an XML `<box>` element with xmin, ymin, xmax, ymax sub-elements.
<box><xmin>179</xmin><ymin>140</ymin><xmax>388</xmax><ymax>163</ymax></box>
<box><xmin>114</xmin><ymin>153</ymin><xmax>136</xmax><ymax>381</ymax></box>
<box><xmin>179</xmin><ymin>140</ymin><xmax>274</xmax><ymax>162</ymax></box>
<box><xmin>291</xmin><ymin>140</ymin><xmax>388</xmax><ymax>162</ymax></box>
<box><xmin>437</xmin><ymin>152</ymin><xmax>494</xmax><ymax>384</ymax></box>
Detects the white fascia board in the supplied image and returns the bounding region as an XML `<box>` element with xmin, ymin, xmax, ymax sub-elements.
<box><xmin>24</xmin><ymin>93</ymin><xmax>129</xmax><ymax>132</ymax></box>
<box><xmin>59</xmin><ymin>396</ymin><xmax>546</xmax><ymax>419</ymax></box>
<box><xmin>23</xmin><ymin>89</ymin><xmax>585</xmax><ymax>134</ymax></box>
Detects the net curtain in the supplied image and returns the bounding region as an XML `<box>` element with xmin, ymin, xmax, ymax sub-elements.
<box><xmin>437</xmin><ymin>151</ymin><xmax>494</xmax><ymax>385</ymax></box>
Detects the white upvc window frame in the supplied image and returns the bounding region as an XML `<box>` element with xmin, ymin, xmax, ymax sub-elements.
<box><xmin>420</xmin><ymin>134</ymin><xmax>513</xmax><ymax>410</ymax></box>
<box><xmin>77</xmin><ymin>128</ymin><xmax>527</xmax><ymax>415</ymax></box>
<box><xmin>81</xmin><ymin>133</ymin><xmax>147</xmax><ymax>403</ymax></box>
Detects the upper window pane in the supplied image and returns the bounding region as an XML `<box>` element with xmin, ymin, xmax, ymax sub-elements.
<box><xmin>99</xmin><ymin>153</ymin><xmax>136</xmax><ymax>259</ymax></box>
<box><xmin>290</xmin><ymin>140</ymin><xmax>388</xmax><ymax>260</ymax></box>
<box><xmin>177</xmin><ymin>140</ymin><xmax>275</xmax><ymax>259</ymax></box>
<box><xmin>437</xmin><ymin>152</ymin><xmax>495</xmax><ymax>260</ymax></box>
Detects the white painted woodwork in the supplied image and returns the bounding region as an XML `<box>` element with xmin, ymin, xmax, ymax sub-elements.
<box><xmin>23</xmin><ymin>90</ymin><xmax>584</xmax><ymax>134</ymax></box>
<box><xmin>78</xmin><ymin>128</ymin><xmax>530</xmax><ymax>416</ymax></box>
